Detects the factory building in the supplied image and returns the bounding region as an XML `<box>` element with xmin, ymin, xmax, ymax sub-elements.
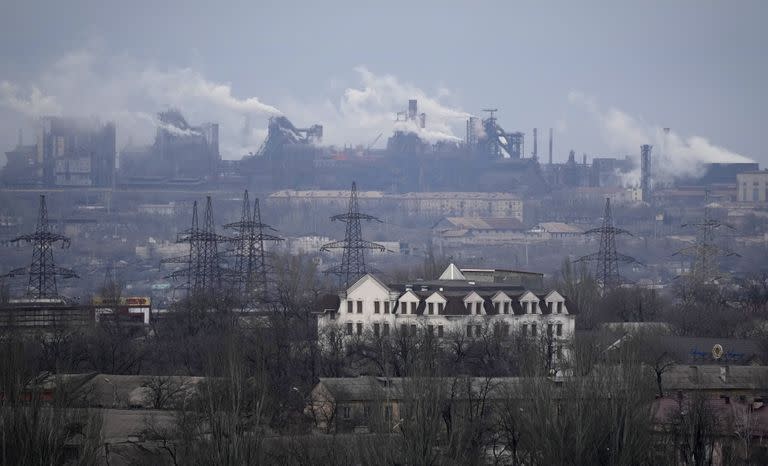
<box><xmin>119</xmin><ymin>110</ymin><xmax>220</xmax><ymax>183</ymax></box>
<box><xmin>0</xmin><ymin>118</ymin><xmax>116</xmax><ymax>187</ymax></box>
<box><xmin>737</xmin><ymin>171</ymin><xmax>768</xmax><ymax>203</ymax></box>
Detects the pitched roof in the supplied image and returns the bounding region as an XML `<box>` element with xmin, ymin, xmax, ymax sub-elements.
<box><xmin>438</xmin><ymin>217</ymin><xmax>526</xmax><ymax>231</ymax></box>
<box><xmin>439</xmin><ymin>263</ymin><xmax>466</xmax><ymax>280</ymax></box>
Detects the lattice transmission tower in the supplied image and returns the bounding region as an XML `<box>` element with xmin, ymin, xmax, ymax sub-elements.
<box><xmin>321</xmin><ymin>182</ymin><xmax>386</xmax><ymax>287</ymax></box>
<box><xmin>1</xmin><ymin>195</ymin><xmax>77</xmax><ymax>300</ymax></box>
<box><xmin>224</xmin><ymin>190</ymin><xmax>283</xmax><ymax>304</ymax></box>
<box><xmin>162</xmin><ymin>196</ymin><xmax>231</xmax><ymax>299</ymax></box>
<box><xmin>576</xmin><ymin>197</ymin><xmax>637</xmax><ymax>289</ymax></box>
<box><xmin>673</xmin><ymin>192</ymin><xmax>739</xmax><ymax>284</ymax></box>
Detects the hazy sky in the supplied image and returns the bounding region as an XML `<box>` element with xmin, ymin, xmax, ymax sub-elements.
<box><xmin>0</xmin><ymin>0</ymin><xmax>765</xmax><ymax>171</ymax></box>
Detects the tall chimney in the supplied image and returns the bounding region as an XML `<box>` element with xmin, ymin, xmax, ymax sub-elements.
<box><xmin>408</xmin><ymin>99</ymin><xmax>418</xmax><ymax>121</ymax></box>
<box><xmin>532</xmin><ymin>128</ymin><xmax>538</xmax><ymax>159</ymax></box>
<box><xmin>641</xmin><ymin>144</ymin><xmax>653</xmax><ymax>203</ymax></box>
<box><xmin>548</xmin><ymin>128</ymin><xmax>553</xmax><ymax>165</ymax></box>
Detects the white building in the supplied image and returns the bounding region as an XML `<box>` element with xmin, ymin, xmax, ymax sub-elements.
<box><xmin>316</xmin><ymin>264</ymin><xmax>577</xmax><ymax>366</ymax></box>
<box><xmin>738</xmin><ymin>171</ymin><xmax>768</xmax><ymax>203</ymax></box>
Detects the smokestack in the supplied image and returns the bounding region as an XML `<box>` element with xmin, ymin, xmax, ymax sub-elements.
<box><xmin>548</xmin><ymin>128</ymin><xmax>553</xmax><ymax>165</ymax></box>
<box><xmin>419</xmin><ymin>113</ymin><xmax>426</xmax><ymax>129</ymax></box>
<box><xmin>582</xmin><ymin>153</ymin><xmax>587</xmax><ymax>166</ymax></box>
<box><xmin>408</xmin><ymin>99</ymin><xmax>418</xmax><ymax>121</ymax></box>
<box><xmin>641</xmin><ymin>144</ymin><xmax>653</xmax><ymax>203</ymax></box>
<box><xmin>532</xmin><ymin>128</ymin><xmax>538</xmax><ymax>159</ymax></box>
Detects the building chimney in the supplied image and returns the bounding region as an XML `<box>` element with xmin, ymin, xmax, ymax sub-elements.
<box><xmin>548</xmin><ymin>128</ymin><xmax>553</xmax><ymax>165</ymax></box>
<box><xmin>532</xmin><ymin>128</ymin><xmax>538</xmax><ymax>159</ymax></box>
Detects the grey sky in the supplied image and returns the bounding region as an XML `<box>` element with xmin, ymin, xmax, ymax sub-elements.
<box><xmin>0</xmin><ymin>0</ymin><xmax>765</xmax><ymax>168</ymax></box>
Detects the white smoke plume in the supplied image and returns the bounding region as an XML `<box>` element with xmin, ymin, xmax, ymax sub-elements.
<box><xmin>0</xmin><ymin>48</ymin><xmax>281</xmax><ymax>159</ymax></box>
<box><xmin>568</xmin><ymin>91</ymin><xmax>753</xmax><ymax>185</ymax></box>
<box><xmin>0</xmin><ymin>53</ymin><xmax>469</xmax><ymax>160</ymax></box>
<box><xmin>279</xmin><ymin>66</ymin><xmax>470</xmax><ymax>147</ymax></box>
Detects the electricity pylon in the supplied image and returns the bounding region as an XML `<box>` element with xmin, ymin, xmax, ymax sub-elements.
<box><xmin>321</xmin><ymin>182</ymin><xmax>386</xmax><ymax>287</ymax></box>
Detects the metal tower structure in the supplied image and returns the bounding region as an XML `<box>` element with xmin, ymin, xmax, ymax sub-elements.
<box><xmin>321</xmin><ymin>182</ymin><xmax>386</xmax><ymax>287</ymax></box>
<box><xmin>224</xmin><ymin>190</ymin><xmax>283</xmax><ymax>303</ymax></box>
<box><xmin>673</xmin><ymin>192</ymin><xmax>739</xmax><ymax>284</ymax></box>
<box><xmin>576</xmin><ymin>197</ymin><xmax>637</xmax><ymax>289</ymax></box>
<box><xmin>162</xmin><ymin>196</ymin><xmax>230</xmax><ymax>299</ymax></box>
<box><xmin>1</xmin><ymin>195</ymin><xmax>77</xmax><ymax>300</ymax></box>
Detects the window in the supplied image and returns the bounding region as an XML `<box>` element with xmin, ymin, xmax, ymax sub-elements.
<box><xmin>384</xmin><ymin>301</ymin><xmax>390</xmax><ymax>314</ymax></box>
<box><xmin>438</xmin><ymin>302</ymin><xmax>444</xmax><ymax>313</ymax></box>
<box><xmin>466</xmin><ymin>303</ymin><xmax>472</xmax><ymax>313</ymax></box>
<box><xmin>363</xmin><ymin>405</ymin><xmax>371</xmax><ymax>419</ymax></box>
<box><xmin>401</xmin><ymin>324</ymin><xmax>407</xmax><ymax>334</ymax></box>
<box><xmin>410</xmin><ymin>324</ymin><xmax>417</xmax><ymax>336</ymax></box>
<box><xmin>383</xmin><ymin>323</ymin><xmax>390</xmax><ymax>336</ymax></box>
<box><xmin>401</xmin><ymin>301</ymin><xmax>408</xmax><ymax>314</ymax></box>
<box><xmin>428</xmin><ymin>302</ymin><xmax>434</xmax><ymax>315</ymax></box>
<box><xmin>504</xmin><ymin>324</ymin><xmax>510</xmax><ymax>337</ymax></box>
<box><xmin>475</xmin><ymin>302</ymin><xmax>482</xmax><ymax>314</ymax></box>
<box><xmin>523</xmin><ymin>302</ymin><xmax>529</xmax><ymax>314</ymax></box>
<box><xmin>556</xmin><ymin>323</ymin><xmax>563</xmax><ymax>337</ymax></box>
<box><xmin>356</xmin><ymin>322</ymin><xmax>363</xmax><ymax>335</ymax></box>
<box><xmin>522</xmin><ymin>324</ymin><xmax>528</xmax><ymax>336</ymax></box>
<box><xmin>374</xmin><ymin>301</ymin><xmax>380</xmax><ymax>314</ymax></box>
<box><xmin>346</xmin><ymin>323</ymin><xmax>353</xmax><ymax>335</ymax></box>
<box><xmin>466</xmin><ymin>325</ymin><xmax>473</xmax><ymax>337</ymax></box>
<box><xmin>475</xmin><ymin>325</ymin><xmax>481</xmax><ymax>336</ymax></box>
<box><xmin>532</xmin><ymin>323</ymin><xmax>538</xmax><ymax>337</ymax></box>
<box><xmin>343</xmin><ymin>406</ymin><xmax>351</xmax><ymax>420</ymax></box>
<box><xmin>557</xmin><ymin>301</ymin><xmax>563</xmax><ymax>314</ymax></box>
<box><xmin>384</xmin><ymin>405</ymin><xmax>393</xmax><ymax>422</ymax></box>
<box><xmin>410</xmin><ymin>302</ymin><xmax>417</xmax><ymax>314</ymax></box>
<box><xmin>347</xmin><ymin>300</ymin><xmax>353</xmax><ymax>313</ymax></box>
<box><xmin>547</xmin><ymin>323</ymin><xmax>553</xmax><ymax>336</ymax></box>
<box><xmin>503</xmin><ymin>302</ymin><xmax>510</xmax><ymax>314</ymax></box>
<box><xmin>357</xmin><ymin>301</ymin><xmax>363</xmax><ymax>314</ymax></box>
<box><xmin>438</xmin><ymin>325</ymin><xmax>444</xmax><ymax>337</ymax></box>
<box><xmin>494</xmin><ymin>302</ymin><xmax>500</xmax><ymax>313</ymax></box>
<box><xmin>374</xmin><ymin>323</ymin><xmax>380</xmax><ymax>337</ymax></box>
<box><xmin>427</xmin><ymin>325</ymin><xmax>434</xmax><ymax>336</ymax></box>
<box><xmin>556</xmin><ymin>345</ymin><xmax>563</xmax><ymax>360</ymax></box>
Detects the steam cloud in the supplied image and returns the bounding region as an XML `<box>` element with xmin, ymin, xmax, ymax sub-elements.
<box><xmin>0</xmin><ymin>49</ymin><xmax>281</xmax><ymax>159</ymax></box>
<box><xmin>568</xmin><ymin>91</ymin><xmax>753</xmax><ymax>185</ymax></box>
<box><xmin>0</xmin><ymin>50</ymin><xmax>469</xmax><ymax>161</ymax></box>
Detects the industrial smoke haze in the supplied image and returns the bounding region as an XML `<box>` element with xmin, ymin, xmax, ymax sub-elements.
<box><xmin>0</xmin><ymin>49</ymin><xmax>469</xmax><ymax>160</ymax></box>
<box><xmin>568</xmin><ymin>91</ymin><xmax>753</xmax><ymax>186</ymax></box>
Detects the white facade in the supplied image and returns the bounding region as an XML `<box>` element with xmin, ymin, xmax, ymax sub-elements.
<box><xmin>317</xmin><ymin>266</ymin><xmax>577</xmax><ymax>364</ymax></box>
<box><xmin>738</xmin><ymin>172</ymin><xmax>768</xmax><ymax>203</ymax></box>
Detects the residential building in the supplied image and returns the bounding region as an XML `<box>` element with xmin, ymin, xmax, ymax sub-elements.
<box><xmin>316</xmin><ymin>264</ymin><xmax>577</xmax><ymax>364</ymax></box>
